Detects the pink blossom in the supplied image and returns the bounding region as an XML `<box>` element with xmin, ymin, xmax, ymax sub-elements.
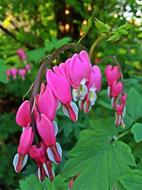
<box><xmin>17</xmin><ymin>48</ymin><xmax>27</xmax><ymax>61</ymax></box>
<box><xmin>13</xmin><ymin>127</ymin><xmax>34</xmax><ymax>173</ymax></box>
<box><xmin>29</xmin><ymin>143</ymin><xmax>55</xmax><ymax>181</ymax></box>
<box><xmin>46</xmin><ymin>69</ymin><xmax>78</xmax><ymax>121</ymax></box>
<box><xmin>18</xmin><ymin>69</ymin><xmax>27</xmax><ymax>80</ymax></box>
<box><xmin>37</xmin><ymin>83</ymin><xmax>58</xmax><ymax>121</ymax></box>
<box><xmin>25</xmin><ymin>64</ymin><xmax>31</xmax><ymax>72</ymax></box>
<box><xmin>6</xmin><ymin>69</ymin><xmax>11</xmax><ymax>80</ymax></box>
<box><xmin>111</xmin><ymin>81</ymin><xmax>123</xmax><ymax>97</ymax></box>
<box><xmin>16</xmin><ymin>100</ymin><xmax>31</xmax><ymax>127</ymax></box>
<box><xmin>11</xmin><ymin>68</ymin><xmax>17</xmax><ymax>79</ymax></box>
<box><xmin>36</xmin><ymin>113</ymin><xmax>56</xmax><ymax>146</ymax></box>
<box><xmin>105</xmin><ymin>65</ymin><xmax>120</xmax><ymax>86</ymax></box>
<box><xmin>79</xmin><ymin>65</ymin><xmax>102</xmax><ymax>113</ymax></box>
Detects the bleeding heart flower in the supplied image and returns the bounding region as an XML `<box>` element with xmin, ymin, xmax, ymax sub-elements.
<box><xmin>16</xmin><ymin>100</ymin><xmax>31</xmax><ymax>127</ymax></box>
<box><xmin>11</xmin><ymin>68</ymin><xmax>17</xmax><ymax>79</ymax></box>
<box><xmin>38</xmin><ymin>83</ymin><xmax>58</xmax><ymax>121</ymax></box>
<box><xmin>18</xmin><ymin>69</ymin><xmax>26</xmax><ymax>80</ymax></box>
<box><xmin>105</xmin><ymin>65</ymin><xmax>121</xmax><ymax>86</ymax></box>
<box><xmin>13</xmin><ymin>127</ymin><xmax>34</xmax><ymax>173</ymax></box>
<box><xmin>29</xmin><ymin>143</ymin><xmax>55</xmax><ymax>181</ymax></box>
<box><xmin>46</xmin><ymin>70</ymin><xmax>78</xmax><ymax>121</ymax></box>
<box><xmin>17</xmin><ymin>48</ymin><xmax>27</xmax><ymax>61</ymax></box>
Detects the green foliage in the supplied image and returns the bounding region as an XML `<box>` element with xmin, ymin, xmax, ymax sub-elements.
<box><xmin>95</xmin><ymin>18</ymin><xmax>110</xmax><ymax>34</ymax></box>
<box><xmin>0</xmin><ymin>59</ymin><xmax>8</xmax><ymax>84</ymax></box>
<box><xmin>119</xmin><ymin>170</ymin><xmax>142</xmax><ymax>190</ymax></box>
<box><xmin>62</xmin><ymin>118</ymin><xmax>136</xmax><ymax>190</ymax></box>
<box><xmin>126</xmin><ymin>88</ymin><xmax>142</xmax><ymax>120</ymax></box>
<box><xmin>18</xmin><ymin>175</ymin><xmax>67</xmax><ymax>190</ymax></box>
<box><xmin>131</xmin><ymin>123</ymin><xmax>142</xmax><ymax>143</ymax></box>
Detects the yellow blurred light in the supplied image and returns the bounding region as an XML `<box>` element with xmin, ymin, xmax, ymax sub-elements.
<box><xmin>87</xmin><ymin>4</ymin><xmax>92</xmax><ymax>11</ymax></box>
<box><xmin>2</xmin><ymin>15</ymin><xmax>12</xmax><ymax>28</ymax></box>
<box><xmin>83</xmin><ymin>20</ymin><xmax>87</xmax><ymax>25</ymax></box>
<box><xmin>59</xmin><ymin>23</ymin><xmax>64</xmax><ymax>32</ymax></box>
<box><xmin>80</xmin><ymin>30</ymin><xmax>84</xmax><ymax>36</ymax></box>
<box><xmin>65</xmin><ymin>9</ymin><xmax>70</xmax><ymax>15</ymax></box>
<box><xmin>65</xmin><ymin>24</ymin><xmax>70</xmax><ymax>31</ymax></box>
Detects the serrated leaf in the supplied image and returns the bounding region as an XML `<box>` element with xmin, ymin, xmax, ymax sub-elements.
<box><xmin>119</xmin><ymin>170</ymin><xmax>142</xmax><ymax>190</ymax></box>
<box><xmin>126</xmin><ymin>88</ymin><xmax>142</xmax><ymax>120</ymax></box>
<box><xmin>131</xmin><ymin>123</ymin><xmax>142</xmax><ymax>143</ymax></box>
<box><xmin>95</xmin><ymin>18</ymin><xmax>110</xmax><ymax>33</ymax></box>
<box><xmin>62</xmin><ymin>119</ymin><xmax>135</xmax><ymax>190</ymax></box>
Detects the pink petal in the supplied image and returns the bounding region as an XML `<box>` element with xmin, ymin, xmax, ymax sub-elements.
<box><xmin>16</xmin><ymin>100</ymin><xmax>31</xmax><ymax>127</ymax></box>
<box><xmin>38</xmin><ymin>84</ymin><xmax>58</xmax><ymax>120</ymax></box>
<box><xmin>36</xmin><ymin>114</ymin><xmax>56</xmax><ymax>146</ymax></box>
<box><xmin>46</xmin><ymin>70</ymin><xmax>71</xmax><ymax>104</ymax></box>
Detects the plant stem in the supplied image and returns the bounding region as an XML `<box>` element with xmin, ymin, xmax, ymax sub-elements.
<box><xmin>89</xmin><ymin>34</ymin><xmax>105</xmax><ymax>59</ymax></box>
<box><xmin>113</xmin><ymin>129</ymin><xmax>131</xmax><ymax>141</ymax></box>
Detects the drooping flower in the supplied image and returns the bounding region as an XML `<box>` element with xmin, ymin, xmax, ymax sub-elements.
<box><xmin>79</xmin><ymin>65</ymin><xmax>102</xmax><ymax>113</ymax></box>
<box><xmin>105</xmin><ymin>65</ymin><xmax>120</xmax><ymax>86</ymax></box>
<box><xmin>36</xmin><ymin>113</ymin><xmax>62</xmax><ymax>164</ymax></box>
<box><xmin>111</xmin><ymin>81</ymin><xmax>123</xmax><ymax>108</ymax></box>
<box><xmin>16</xmin><ymin>100</ymin><xmax>31</xmax><ymax>127</ymax></box>
<box><xmin>6</xmin><ymin>69</ymin><xmax>11</xmax><ymax>80</ymax></box>
<box><xmin>13</xmin><ymin>127</ymin><xmax>34</xmax><ymax>173</ymax></box>
<box><xmin>17</xmin><ymin>48</ymin><xmax>27</xmax><ymax>61</ymax></box>
<box><xmin>37</xmin><ymin>83</ymin><xmax>58</xmax><ymax>121</ymax></box>
<box><xmin>29</xmin><ymin>143</ymin><xmax>55</xmax><ymax>181</ymax></box>
<box><xmin>25</xmin><ymin>64</ymin><xmax>31</xmax><ymax>72</ymax></box>
<box><xmin>11</xmin><ymin>68</ymin><xmax>17</xmax><ymax>79</ymax></box>
<box><xmin>46</xmin><ymin>69</ymin><xmax>78</xmax><ymax>121</ymax></box>
<box><xmin>66</xmin><ymin>50</ymin><xmax>91</xmax><ymax>101</ymax></box>
<box><xmin>18</xmin><ymin>69</ymin><xmax>27</xmax><ymax>80</ymax></box>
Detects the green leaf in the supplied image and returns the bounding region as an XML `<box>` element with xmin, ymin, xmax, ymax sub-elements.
<box><xmin>119</xmin><ymin>170</ymin><xmax>142</xmax><ymax>190</ymax></box>
<box><xmin>18</xmin><ymin>175</ymin><xmax>67</xmax><ymax>190</ymax></box>
<box><xmin>126</xmin><ymin>88</ymin><xmax>142</xmax><ymax>120</ymax></box>
<box><xmin>107</xmin><ymin>34</ymin><xmax>121</xmax><ymax>42</ymax></box>
<box><xmin>62</xmin><ymin>119</ymin><xmax>135</xmax><ymax>190</ymax></box>
<box><xmin>131</xmin><ymin>123</ymin><xmax>142</xmax><ymax>143</ymax></box>
<box><xmin>0</xmin><ymin>59</ymin><xmax>8</xmax><ymax>84</ymax></box>
<box><xmin>0</xmin><ymin>113</ymin><xmax>19</xmax><ymax>140</ymax></box>
<box><xmin>95</xmin><ymin>18</ymin><xmax>110</xmax><ymax>33</ymax></box>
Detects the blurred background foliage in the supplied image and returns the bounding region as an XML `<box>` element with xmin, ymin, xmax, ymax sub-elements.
<box><xmin>0</xmin><ymin>0</ymin><xmax>142</xmax><ymax>189</ymax></box>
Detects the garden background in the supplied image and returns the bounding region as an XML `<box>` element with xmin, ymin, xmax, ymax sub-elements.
<box><xmin>0</xmin><ymin>0</ymin><xmax>142</xmax><ymax>190</ymax></box>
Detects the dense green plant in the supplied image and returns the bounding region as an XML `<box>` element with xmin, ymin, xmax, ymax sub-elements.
<box><xmin>0</xmin><ymin>0</ymin><xmax>142</xmax><ymax>190</ymax></box>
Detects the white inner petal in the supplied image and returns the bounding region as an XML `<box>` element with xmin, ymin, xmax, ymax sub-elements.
<box><xmin>47</xmin><ymin>147</ymin><xmax>56</xmax><ymax>164</ymax></box>
<box><xmin>79</xmin><ymin>83</ymin><xmax>88</xmax><ymax>100</ymax></box>
<box><xmin>70</xmin><ymin>101</ymin><xmax>79</xmax><ymax>121</ymax></box>
<box><xmin>56</xmin><ymin>142</ymin><xmax>62</xmax><ymax>159</ymax></box>
<box><xmin>89</xmin><ymin>87</ymin><xmax>97</xmax><ymax>106</ymax></box>
<box><xmin>37</xmin><ymin>167</ymin><xmax>41</xmax><ymax>181</ymax></box>
<box><xmin>43</xmin><ymin>163</ymin><xmax>50</xmax><ymax>177</ymax></box>
<box><xmin>62</xmin><ymin>105</ymin><xmax>70</xmax><ymax>119</ymax></box>
<box><xmin>122</xmin><ymin>106</ymin><xmax>126</xmax><ymax>117</ymax></box>
<box><xmin>22</xmin><ymin>154</ymin><xmax>28</xmax><ymax>169</ymax></box>
<box><xmin>72</xmin><ymin>88</ymin><xmax>79</xmax><ymax>101</ymax></box>
<box><xmin>13</xmin><ymin>153</ymin><xmax>19</xmax><ymax>173</ymax></box>
<box><xmin>52</xmin><ymin>120</ymin><xmax>58</xmax><ymax>136</ymax></box>
<box><xmin>57</xmin><ymin>101</ymin><xmax>61</xmax><ymax>110</ymax></box>
<box><xmin>107</xmin><ymin>86</ymin><xmax>110</xmax><ymax>97</ymax></box>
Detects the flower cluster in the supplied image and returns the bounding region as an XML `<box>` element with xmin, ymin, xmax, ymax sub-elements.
<box><xmin>13</xmin><ymin>50</ymin><xmax>102</xmax><ymax>181</ymax></box>
<box><xmin>6</xmin><ymin>64</ymin><xmax>31</xmax><ymax>80</ymax></box>
<box><xmin>105</xmin><ymin>65</ymin><xmax>127</xmax><ymax>127</ymax></box>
